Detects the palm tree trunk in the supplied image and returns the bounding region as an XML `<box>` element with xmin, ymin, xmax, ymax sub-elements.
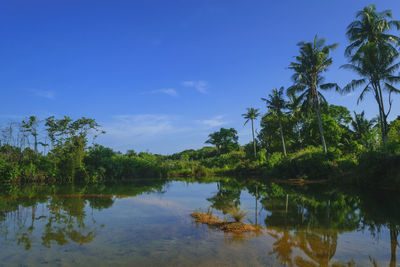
<box><xmin>390</xmin><ymin>225</ymin><xmax>398</xmax><ymax>267</ymax></box>
<box><xmin>315</xmin><ymin>96</ymin><xmax>327</xmax><ymax>154</ymax></box>
<box><xmin>278</xmin><ymin>115</ymin><xmax>287</xmax><ymax>156</ymax></box>
<box><xmin>34</xmin><ymin>134</ymin><xmax>38</xmax><ymax>154</ymax></box>
<box><xmin>373</xmin><ymin>84</ymin><xmax>386</xmax><ymax>143</ymax></box>
<box><xmin>377</xmin><ymin>83</ymin><xmax>388</xmax><ymax>142</ymax></box>
<box><xmin>251</xmin><ymin>119</ymin><xmax>257</xmax><ymax>158</ymax></box>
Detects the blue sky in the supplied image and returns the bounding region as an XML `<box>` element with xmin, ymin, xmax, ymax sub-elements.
<box><xmin>1</xmin><ymin>0</ymin><xmax>400</xmax><ymax>154</ymax></box>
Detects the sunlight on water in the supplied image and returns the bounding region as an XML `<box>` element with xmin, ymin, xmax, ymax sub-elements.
<box><xmin>0</xmin><ymin>178</ymin><xmax>398</xmax><ymax>266</ymax></box>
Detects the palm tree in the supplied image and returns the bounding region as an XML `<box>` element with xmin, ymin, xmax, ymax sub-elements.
<box><xmin>205</xmin><ymin>131</ymin><xmax>222</xmax><ymax>155</ymax></box>
<box><xmin>22</xmin><ymin>115</ymin><xmax>39</xmax><ymax>154</ymax></box>
<box><xmin>286</xmin><ymin>92</ymin><xmax>306</xmax><ymax>148</ymax></box>
<box><xmin>242</xmin><ymin>107</ymin><xmax>260</xmax><ymax>158</ymax></box>
<box><xmin>343</xmin><ymin>5</ymin><xmax>400</xmax><ymax>143</ymax></box>
<box><xmin>345</xmin><ymin>4</ymin><xmax>400</xmax><ymax>59</ymax></box>
<box><xmin>350</xmin><ymin>111</ymin><xmax>376</xmax><ymax>140</ymax></box>
<box><xmin>262</xmin><ymin>87</ymin><xmax>288</xmax><ymax>156</ymax></box>
<box><xmin>288</xmin><ymin>35</ymin><xmax>339</xmax><ymax>154</ymax></box>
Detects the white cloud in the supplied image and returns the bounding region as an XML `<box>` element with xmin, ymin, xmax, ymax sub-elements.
<box><xmin>143</xmin><ymin>88</ymin><xmax>178</xmax><ymax>97</ymax></box>
<box><xmin>29</xmin><ymin>89</ymin><xmax>55</xmax><ymax>99</ymax></box>
<box><xmin>199</xmin><ymin>115</ymin><xmax>227</xmax><ymax>128</ymax></box>
<box><xmin>104</xmin><ymin>114</ymin><xmax>181</xmax><ymax>138</ymax></box>
<box><xmin>96</xmin><ymin>113</ymin><xmax>233</xmax><ymax>154</ymax></box>
<box><xmin>181</xmin><ymin>80</ymin><xmax>208</xmax><ymax>94</ymax></box>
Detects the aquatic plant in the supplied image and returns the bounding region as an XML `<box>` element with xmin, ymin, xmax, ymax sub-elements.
<box><xmin>227</xmin><ymin>206</ymin><xmax>247</xmax><ymax>222</ymax></box>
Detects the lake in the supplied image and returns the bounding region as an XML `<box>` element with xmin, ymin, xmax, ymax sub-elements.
<box><xmin>0</xmin><ymin>177</ymin><xmax>399</xmax><ymax>266</ymax></box>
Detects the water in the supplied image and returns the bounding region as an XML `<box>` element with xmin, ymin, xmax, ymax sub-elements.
<box><xmin>0</xmin><ymin>177</ymin><xmax>399</xmax><ymax>266</ymax></box>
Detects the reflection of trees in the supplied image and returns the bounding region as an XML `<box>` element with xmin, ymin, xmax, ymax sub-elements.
<box><xmin>0</xmin><ymin>179</ymin><xmax>169</xmax><ymax>250</ymax></box>
<box><xmin>41</xmin><ymin>195</ymin><xmax>95</xmax><ymax>247</ymax></box>
<box><xmin>356</xmin><ymin>190</ymin><xmax>400</xmax><ymax>267</ymax></box>
<box><xmin>294</xmin><ymin>230</ymin><xmax>339</xmax><ymax>267</ymax></box>
<box><xmin>207</xmin><ymin>180</ymin><xmax>242</xmax><ymax>214</ymax></box>
<box><xmin>261</xmin><ymin>183</ymin><xmax>361</xmax><ymax>267</ymax></box>
<box><xmin>389</xmin><ymin>223</ymin><xmax>399</xmax><ymax>267</ymax></box>
<box><xmin>268</xmin><ymin>228</ymin><xmax>295</xmax><ymax>267</ymax></box>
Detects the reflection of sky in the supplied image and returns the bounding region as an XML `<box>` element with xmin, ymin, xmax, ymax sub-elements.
<box><xmin>0</xmin><ymin>180</ymin><xmax>397</xmax><ymax>266</ymax></box>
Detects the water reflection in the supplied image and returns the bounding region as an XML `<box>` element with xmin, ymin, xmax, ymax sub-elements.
<box><xmin>0</xmin><ymin>179</ymin><xmax>167</xmax><ymax>250</ymax></box>
<box><xmin>0</xmin><ymin>177</ymin><xmax>398</xmax><ymax>266</ymax></box>
<box><xmin>199</xmin><ymin>178</ymin><xmax>400</xmax><ymax>265</ymax></box>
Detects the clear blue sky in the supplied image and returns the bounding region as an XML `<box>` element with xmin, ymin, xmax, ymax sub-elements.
<box><xmin>1</xmin><ymin>0</ymin><xmax>400</xmax><ymax>154</ymax></box>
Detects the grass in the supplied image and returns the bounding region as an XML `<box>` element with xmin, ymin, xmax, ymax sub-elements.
<box><xmin>227</xmin><ymin>206</ymin><xmax>247</xmax><ymax>222</ymax></box>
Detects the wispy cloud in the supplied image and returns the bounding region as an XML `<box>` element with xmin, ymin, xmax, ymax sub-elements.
<box><xmin>181</xmin><ymin>80</ymin><xmax>208</xmax><ymax>94</ymax></box>
<box><xmin>142</xmin><ymin>88</ymin><xmax>178</xmax><ymax>97</ymax></box>
<box><xmin>199</xmin><ymin>115</ymin><xmax>227</xmax><ymax>128</ymax></box>
<box><xmin>97</xmin><ymin>113</ymin><xmax>232</xmax><ymax>154</ymax></box>
<box><xmin>104</xmin><ymin>114</ymin><xmax>182</xmax><ymax>138</ymax></box>
<box><xmin>29</xmin><ymin>89</ymin><xmax>55</xmax><ymax>99</ymax></box>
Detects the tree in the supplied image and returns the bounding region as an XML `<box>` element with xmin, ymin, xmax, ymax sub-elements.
<box><xmin>242</xmin><ymin>108</ymin><xmax>260</xmax><ymax>158</ymax></box>
<box><xmin>388</xmin><ymin>118</ymin><xmax>400</xmax><ymax>143</ymax></box>
<box><xmin>45</xmin><ymin>116</ymin><xmax>103</xmax><ymax>181</ymax></box>
<box><xmin>343</xmin><ymin>4</ymin><xmax>400</xmax><ymax>143</ymax></box>
<box><xmin>205</xmin><ymin>128</ymin><xmax>239</xmax><ymax>155</ymax></box>
<box><xmin>22</xmin><ymin>116</ymin><xmax>40</xmax><ymax>154</ymax></box>
<box><xmin>351</xmin><ymin>111</ymin><xmax>376</xmax><ymax>140</ymax></box>
<box><xmin>345</xmin><ymin>4</ymin><xmax>400</xmax><ymax>59</ymax></box>
<box><xmin>288</xmin><ymin>35</ymin><xmax>340</xmax><ymax>153</ymax></box>
<box><xmin>262</xmin><ymin>87</ymin><xmax>288</xmax><ymax>156</ymax></box>
<box><xmin>286</xmin><ymin>92</ymin><xmax>307</xmax><ymax>150</ymax></box>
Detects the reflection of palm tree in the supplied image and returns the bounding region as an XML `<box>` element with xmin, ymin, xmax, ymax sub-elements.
<box><xmin>294</xmin><ymin>230</ymin><xmax>339</xmax><ymax>267</ymax></box>
<box><xmin>389</xmin><ymin>223</ymin><xmax>399</xmax><ymax>267</ymax></box>
<box><xmin>268</xmin><ymin>228</ymin><xmax>295</xmax><ymax>267</ymax></box>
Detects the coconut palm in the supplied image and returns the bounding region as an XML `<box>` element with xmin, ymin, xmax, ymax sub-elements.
<box><xmin>262</xmin><ymin>87</ymin><xmax>288</xmax><ymax>156</ymax></box>
<box><xmin>242</xmin><ymin>107</ymin><xmax>260</xmax><ymax>158</ymax></box>
<box><xmin>288</xmin><ymin>36</ymin><xmax>340</xmax><ymax>154</ymax></box>
<box><xmin>343</xmin><ymin>5</ymin><xmax>400</xmax><ymax>143</ymax></box>
<box><xmin>350</xmin><ymin>111</ymin><xmax>377</xmax><ymax>140</ymax></box>
<box><xmin>345</xmin><ymin>4</ymin><xmax>400</xmax><ymax>59</ymax></box>
<box><xmin>286</xmin><ymin>92</ymin><xmax>307</xmax><ymax>148</ymax></box>
<box><xmin>342</xmin><ymin>44</ymin><xmax>400</xmax><ymax>142</ymax></box>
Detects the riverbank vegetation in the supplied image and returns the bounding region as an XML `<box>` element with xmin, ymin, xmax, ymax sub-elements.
<box><xmin>0</xmin><ymin>4</ymin><xmax>400</xmax><ymax>190</ymax></box>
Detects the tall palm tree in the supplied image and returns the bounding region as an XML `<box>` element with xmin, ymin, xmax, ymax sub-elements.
<box><xmin>343</xmin><ymin>5</ymin><xmax>400</xmax><ymax>143</ymax></box>
<box><xmin>242</xmin><ymin>107</ymin><xmax>260</xmax><ymax>158</ymax></box>
<box><xmin>288</xmin><ymin>36</ymin><xmax>339</xmax><ymax>154</ymax></box>
<box><xmin>345</xmin><ymin>4</ymin><xmax>400</xmax><ymax>59</ymax></box>
<box><xmin>262</xmin><ymin>87</ymin><xmax>288</xmax><ymax>156</ymax></box>
<box><xmin>286</xmin><ymin>92</ymin><xmax>306</xmax><ymax>148</ymax></box>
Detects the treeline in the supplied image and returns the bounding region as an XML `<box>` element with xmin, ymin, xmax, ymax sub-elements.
<box><xmin>1</xmin><ymin>4</ymin><xmax>400</xmax><ymax>187</ymax></box>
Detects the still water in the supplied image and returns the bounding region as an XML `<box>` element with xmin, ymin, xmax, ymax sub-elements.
<box><xmin>0</xmin><ymin>177</ymin><xmax>399</xmax><ymax>266</ymax></box>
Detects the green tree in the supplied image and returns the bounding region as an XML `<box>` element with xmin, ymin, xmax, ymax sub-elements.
<box><xmin>262</xmin><ymin>87</ymin><xmax>288</xmax><ymax>156</ymax></box>
<box><xmin>343</xmin><ymin>4</ymin><xmax>400</xmax><ymax>143</ymax></box>
<box><xmin>345</xmin><ymin>4</ymin><xmax>400</xmax><ymax>59</ymax></box>
<box><xmin>388</xmin><ymin>118</ymin><xmax>400</xmax><ymax>143</ymax></box>
<box><xmin>45</xmin><ymin>116</ymin><xmax>103</xmax><ymax>181</ymax></box>
<box><xmin>288</xmin><ymin>36</ymin><xmax>339</xmax><ymax>153</ymax></box>
<box><xmin>21</xmin><ymin>116</ymin><xmax>40</xmax><ymax>154</ymax></box>
<box><xmin>242</xmin><ymin>107</ymin><xmax>260</xmax><ymax>158</ymax></box>
<box><xmin>351</xmin><ymin>111</ymin><xmax>377</xmax><ymax>140</ymax></box>
<box><xmin>205</xmin><ymin>128</ymin><xmax>239</xmax><ymax>155</ymax></box>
